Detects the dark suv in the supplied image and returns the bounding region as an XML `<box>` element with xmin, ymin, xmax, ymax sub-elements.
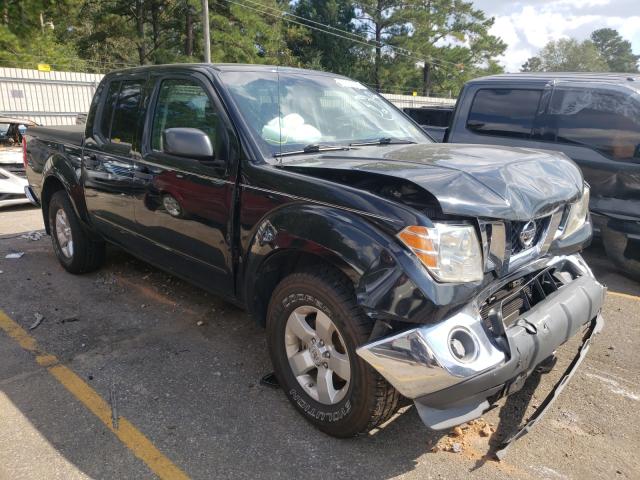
<box><xmin>442</xmin><ymin>73</ymin><xmax>640</xmax><ymax>280</ymax></box>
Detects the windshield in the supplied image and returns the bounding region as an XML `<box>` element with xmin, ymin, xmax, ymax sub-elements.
<box><xmin>221</xmin><ymin>70</ymin><xmax>430</xmax><ymax>158</ymax></box>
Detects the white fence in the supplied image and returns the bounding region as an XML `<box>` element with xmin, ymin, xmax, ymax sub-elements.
<box><xmin>0</xmin><ymin>68</ymin><xmax>103</xmax><ymax>126</ymax></box>
<box><xmin>382</xmin><ymin>93</ymin><xmax>456</xmax><ymax>109</ymax></box>
<box><xmin>0</xmin><ymin>67</ymin><xmax>455</xmax><ymax>126</ymax></box>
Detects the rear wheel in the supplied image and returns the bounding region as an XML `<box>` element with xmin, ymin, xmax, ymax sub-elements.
<box><xmin>49</xmin><ymin>191</ymin><xmax>105</xmax><ymax>274</ymax></box>
<box><xmin>266</xmin><ymin>267</ymin><xmax>399</xmax><ymax>437</ymax></box>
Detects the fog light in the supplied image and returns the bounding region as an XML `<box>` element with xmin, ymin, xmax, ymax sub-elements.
<box><xmin>448</xmin><ymin>328</ymin><xmax>478</xmax><ymax>362</ymax></box>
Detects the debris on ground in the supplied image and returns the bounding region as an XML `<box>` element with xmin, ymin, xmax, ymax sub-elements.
<box><xmin>197</xmin><ymin>320</ymin><xmax>205</xmax><ymax>326</ymax></box>
<box><xmin>432</xmin><ymin>418</ymin><xmax>497</xmax><ymax>454</ymax></box>
<box><xmin>60</xmin><ymin>317</ymin><xmax>80</xmax><ymax>324</ymax></box>
<box><xmin>29</xmin><ymin>312</ymin><xmax>44</xmax><ymax>330</ymax></box>
<box><xmin>20</xmin><ymin>231</ymin><xmax>44</xmax><ymax>241</ymax></box>
<box><xmin>5</xmin><ymin>252</ymin><xmax>24</xmax><ymax>259</ymax></box>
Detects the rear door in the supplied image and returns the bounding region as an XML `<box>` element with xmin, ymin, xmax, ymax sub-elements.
<box><xmin>132</xmin><ymin>72</ymin><xmax>238</xmax><ymax>295</ymax></box>
<box><xmin>83</xmin><ymin>75</ymin><xmax>147</xmax><ymax>243</ymax></box>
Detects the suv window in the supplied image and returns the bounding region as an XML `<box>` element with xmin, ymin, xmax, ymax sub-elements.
<box><xmin>151</xmin><ymin>78</ymin><xmax>222</xmax><ymax>156</ymax></box>
<box><xmin>100</xmin><ymin>80</ymin><xmax>143</xmax><ymax>145</ymax></box>
<box><xmin>100</xmin><ymin>81</ymin><xmax>120</xmax><ymax>139</ymax></box>
<box><xmin>467</xmin><ymin>89</ymin><xmax>542</xmax><ymax>139</ymax></box>
<box><xmin>547</xmin><ymin>87</ymin><xmax>640</xmax><ymax>161</ymax></box>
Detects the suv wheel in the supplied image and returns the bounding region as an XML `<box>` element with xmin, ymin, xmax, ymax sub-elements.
<box><xmin>266</xmin><ymin>267</ymin><xmax>399</xmax><ymax>437</ymax></box>
<box><xmin>603</xmin><ymin>226</ymin><xmax>640</xmax><ymax>282</ymax></box>
<box><xmin>49</xmin><ymin>191</ymin><xmax>105</xmax><ymax>274</ymax></box>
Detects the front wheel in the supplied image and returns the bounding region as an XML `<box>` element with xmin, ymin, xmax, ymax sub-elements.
<box><xmin>603</xmin><ymin>226</ymin><xmax>640</xmax><ymax>282</ymax></box>
<box><xmin>266</xmin><ymin>268</ymin><xmax>399</xmax><ymax>437</ymax></box>
<box><xmin>49</xmin><ymin>191</ymin><xmax>105</xmax><ymax>274</ymax></box>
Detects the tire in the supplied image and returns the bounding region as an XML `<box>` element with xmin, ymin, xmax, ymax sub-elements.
<box><xmin>266</xmin><ymin>267</ymin><xmax>399</xmax><ymax>438</ymax></box>
<box><xmin>48</xmin><ymin>191</ymin><xmax>105</xmax><ymax>274</ymax></box>
<box><xmin>602</xmin><ymin>226</ymin><xmax>640</xmax><ymax>282</ymax></box>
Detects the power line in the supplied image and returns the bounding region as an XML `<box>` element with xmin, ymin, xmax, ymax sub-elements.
<box><xmin>239</xmin><ymin>0</ymin><xmax>382</xmax><ymax>46</ymax></box>
<box><xmin>218</xmin><ymin>0</ymin><xmax>464</xmax><ymax>72</ymax></box>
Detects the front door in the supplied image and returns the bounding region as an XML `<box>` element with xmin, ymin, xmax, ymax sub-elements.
<box><xmin>133</xmin><ymin>74</ymin><xmax>237</xmax><ymax>296</ymax></box>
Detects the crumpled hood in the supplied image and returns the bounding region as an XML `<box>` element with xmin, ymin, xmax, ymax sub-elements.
<box><xmin>279</xmin><ymin>143</ymin><xmax>584</xmax><ymax>221</ymax></box>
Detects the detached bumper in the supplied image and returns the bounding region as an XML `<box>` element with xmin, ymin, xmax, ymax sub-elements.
<box><xmin>24</xmin><ymin>185</ymin><xmax>40</xmax><ymax>206</ymax></box>
<box><xmin>357</xmin><ymin>255</ymin><xmax>605</xmax><ymax>431</ymax></box>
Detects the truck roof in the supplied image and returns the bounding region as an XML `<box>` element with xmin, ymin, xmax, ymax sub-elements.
<box><xmin>468</xmin><ymin>72</ymin><xmax>640</xmax><ymax>87</ymax></box>
<box><xmin>106</xmin><ymin>63</ymin><xmax>349</xmax><ymax>79</ymax></box>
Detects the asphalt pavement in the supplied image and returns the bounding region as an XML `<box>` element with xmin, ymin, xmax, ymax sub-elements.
<box><xmin>1</xmin><ymin>204</ymin><xmax>638</xmax><ymax>480</ymax></box>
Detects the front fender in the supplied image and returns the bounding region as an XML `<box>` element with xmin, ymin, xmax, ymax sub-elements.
<box><xmin>242</xmin><ymin>203</ymin><xmax>441</xmax><ymax>324</ymax></box>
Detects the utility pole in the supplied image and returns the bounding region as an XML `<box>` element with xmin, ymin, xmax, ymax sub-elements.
<box><xmin>202</xmin><ymin>0</ymin><xmax>211</xmax><ymax>63</ymax></box>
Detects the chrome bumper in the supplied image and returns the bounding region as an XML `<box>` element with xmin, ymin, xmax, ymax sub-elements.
<box><xmin>357</xmin><ymin>255</ymin><xmax>605</xmax><ymax>404</ymax></box>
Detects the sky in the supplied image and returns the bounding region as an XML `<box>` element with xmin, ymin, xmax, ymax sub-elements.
<box><xmin>472</xmin><ymin>0</ymin><xmax>640</xmax><ymax>72</ymax></box>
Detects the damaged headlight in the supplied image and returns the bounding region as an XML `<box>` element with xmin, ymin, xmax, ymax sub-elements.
<box><xmin>397</xmin><ymin>224</ymin><xmax>483</xmax><ymax>283</ymax></box>
<box><xmin>558</xmin><ymin>185</ymin><xmax>590</xmax><ymax>239</ymax></box>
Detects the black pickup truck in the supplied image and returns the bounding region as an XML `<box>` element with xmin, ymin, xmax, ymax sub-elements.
<box><xmin>23</xmin><ymin>64</ymin><xmax>605</xmax><ymax>452</ymax></box>
<box><xmin>425</xmin><ymin>73</ymin><xmax>640</xmax><ymax>280</ymax></box>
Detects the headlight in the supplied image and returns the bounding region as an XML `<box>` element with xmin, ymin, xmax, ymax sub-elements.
<box><xmin>397</xmin><ymin>223</ymin><xmax>483</xmax><ymax>282</ymax></box>
<box><xmin>559</xmin><ymin>185</ymin><xmax>590</xmax><ymax>239</ymax></box>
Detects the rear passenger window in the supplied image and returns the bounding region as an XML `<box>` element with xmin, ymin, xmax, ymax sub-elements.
<box><xmin>100</xmin><ymin>81</ymin><xmax>120</xmax><ymax>139</ymax></box>
<box><xmin>547</xmin><ymin>87</ymin><xmax>640</xmax><ymax>161</ymax></box>
<box><xmin>110</xmin><ymin>81</ymin><xmax>143</xmax><ymax>145</ymax></box>
<box><xmin>99</xmin><ymin>80</ymin><xmax>143</xmax><ymax>145</ymax></box>
<box><xmin>467</xmin><ymin>89</ymin><xmax>542</xmax><ymax>139</ymax></box>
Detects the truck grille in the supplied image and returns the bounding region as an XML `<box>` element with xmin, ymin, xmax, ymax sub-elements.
<box><xmin>480</xmin><ymin>265</ymin><xmax>580</xmax><ymax>332</ymax></box>
<box><xmin>508</xmin><ymin>217</ymin><xmax>549</xmax><ymax>255</ymax></box>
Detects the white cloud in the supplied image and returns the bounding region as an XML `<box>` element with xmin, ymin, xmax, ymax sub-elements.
<box><xmin>478</xmin><ymin>1</ymin><xmax>640</xmax><ymax>72</ymax></box>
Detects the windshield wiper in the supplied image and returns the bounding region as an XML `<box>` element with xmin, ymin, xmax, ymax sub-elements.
<box><xmin>274</xmin><ymin>144</ymin><xmax>350</xmax><ymax>158</ymax></box>
<box><xmin>350</xmin><ymin>137</ymin><xmax>417</xmax><ymax>146</ymax></box>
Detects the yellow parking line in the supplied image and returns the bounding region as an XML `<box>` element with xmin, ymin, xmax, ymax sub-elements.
<box><xmin>608</xmin><ymin>291</ymin><xmax>640</xmax><ymax>302</ymax></box>
<box><xmin>0</xmin><ymin>310</ymin><xmax>190</xmax><ymax>480</ymax></box>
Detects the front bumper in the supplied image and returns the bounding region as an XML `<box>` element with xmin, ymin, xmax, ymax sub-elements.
<box><xmin>357</xmin><ymin>254</ymin><xmax>605</xmax><ymax>430</ymax></box>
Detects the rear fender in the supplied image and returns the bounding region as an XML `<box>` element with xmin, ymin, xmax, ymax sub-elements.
<box><xmin>41</xmin><ymin>153</ymin><xmax>90</xmax><ymax>232</ymax></box>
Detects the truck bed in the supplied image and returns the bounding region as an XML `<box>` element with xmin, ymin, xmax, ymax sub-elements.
<box><xmin>28</xmin><ymin>124</ymin><xmax>84</xmax><ymax>146</ymax></box>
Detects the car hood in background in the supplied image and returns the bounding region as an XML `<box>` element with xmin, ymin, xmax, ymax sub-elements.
<box><xmin>279</xmin><ymin>143</ymin><xmax>584</xmax><ymax>221</ymax></box>
<box><xmin>0</xmin><ymin>166</ymin><xmax>28</xmax><ymax>208</ymax></box>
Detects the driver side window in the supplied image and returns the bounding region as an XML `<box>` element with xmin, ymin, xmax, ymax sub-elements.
<box><xmin>151</xmin><ymin>78</ymin><xmax>223</xmax><ymax>157</ymax></box>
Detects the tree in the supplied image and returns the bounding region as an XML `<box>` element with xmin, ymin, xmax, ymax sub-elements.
<box><xmin>520</xmin><ymin>38</ymin><xmax>608</xmax><ymax>72</ymax></box>
<box><xmin>287</xmin><ymin>0</ymin><xmax>363</xmax><ymax>77</ymax></box>
<box><xmin>208</xmin><ymin>0</ymin><xmax>294</xmax><ymax>65</ymax></box>
<box><xmin>355</xmin><ymin>1</ymin><xmax>408</xmax><ymax>91</ymax></box>
<box><xmin>591</xmin><ymin>28</ymin><xmax>639</xmax><ymax>73</ymax></box>
<box><xmin>0</xmin><ymin>0</ymin><xmax>86</xmax><ymax>70</ymax></box>
<box><xmin>400</xmin><ymin>0</ymin><xmax>506</xmax><ymax>96</ymax></box>
<box><xmin>521</xmin><ymin>56</ymin><xmax>542</xmax><ymax>72</ymax></box>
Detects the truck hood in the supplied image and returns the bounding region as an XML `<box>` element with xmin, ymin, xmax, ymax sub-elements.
<box><xmin>279</xmin><ymin>143</ymin><xmax>584</xmax><ymax>221</ymax></box>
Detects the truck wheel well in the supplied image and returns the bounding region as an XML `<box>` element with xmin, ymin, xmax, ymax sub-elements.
<box><xmin>41</xmin><ymin>176</ymin><xmax>65</xmax><ymax>234</ymax></box>
<box><xmin>250</xmin><ymin>250</ymin><xmax>356</xmax><ymax>327</ymax></box>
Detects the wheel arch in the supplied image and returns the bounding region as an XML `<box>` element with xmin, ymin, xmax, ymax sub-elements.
<box><xmin>242</xmin><ymin>204</ymin><xmax>395</xmax><ymax>326</ymax></box>
<box><xmin>41</xmin><ymin>154</ymin><xmax>89</xmax><ymax>234</ymax></box>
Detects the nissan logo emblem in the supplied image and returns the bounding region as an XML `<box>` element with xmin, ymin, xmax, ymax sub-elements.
<box><xmin>519</xmin><ymin>220</ymin><xmax>537</xmax><ymax>249</ymax></box>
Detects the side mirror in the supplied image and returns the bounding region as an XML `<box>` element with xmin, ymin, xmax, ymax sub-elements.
<box><xmin>164</xmin><ymin>128</ymin><xmax>213</xmax><ymax>159</ymax></box>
